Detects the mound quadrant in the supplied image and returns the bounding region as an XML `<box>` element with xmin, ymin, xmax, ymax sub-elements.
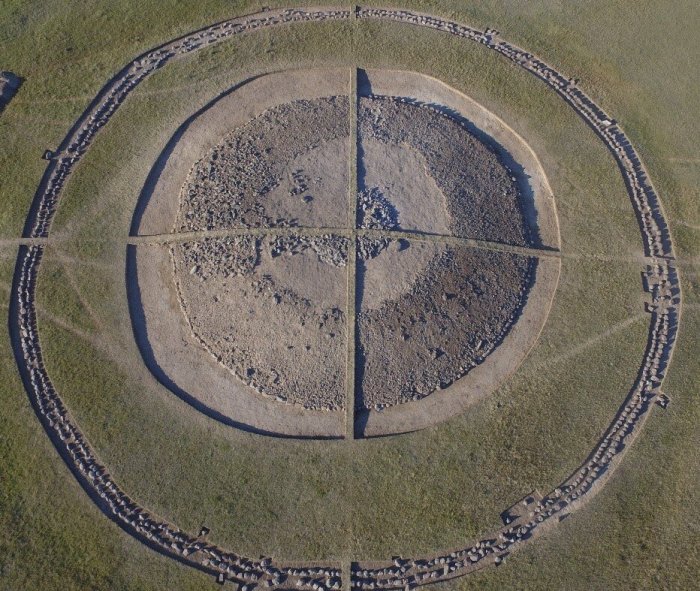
<box><xmin>177</xmin><ymin>97</ymin><xmax>349</xmax><ymax>232</ymax></box>
<box><xmin>356</xmin><ymin>240</ymin><xmax>536</xmax><ymax>411</ymax></box>
<box><xmin>171</xmin><ymin>234</ymin><xmax>348</xmax><ymax>410</ymax></box>
<box><xmin>358</xmin><ymin>96</ymin><xmax>531</xmax><ymax>246</ymax></box>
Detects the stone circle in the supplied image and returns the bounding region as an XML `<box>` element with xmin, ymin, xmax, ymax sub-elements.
<box><xmin>10</xmin><ymin>6</ymin><xmax>679</xmax><ymax>590</ymax></box>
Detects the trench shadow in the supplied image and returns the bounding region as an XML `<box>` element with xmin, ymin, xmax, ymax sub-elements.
<box><xmin>353</xmin><ymin>124</ymin><xmax>407</xmax><ymax>435</ymax></box>
<box><xmin>0</xmin><ymin>71</ymin><xmax>22</xmax><ymax>114</ymax></box>
<box><xmin>357</xmin><ymin>68</ymin><xmax>372</xmax><ymax>96</ymax></box>
<box><xmin>353</xmin><ymin>254</ymin><xmax>368</xmax><ymax>433</ymax></box>
<box><xmin>352</xmin><ymin>236</ymin><xmax>413</xmax><ymax>439</ymax></box>
<box><xmin>353</xmin><ymin>76</ymin><xmax>375</xmax><ymax>431</ymax></box>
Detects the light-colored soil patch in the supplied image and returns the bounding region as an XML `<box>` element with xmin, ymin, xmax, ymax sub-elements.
<box><xmin>358</xmin><ymin>139</ymin><xmax>450</xmax><ymax>235</ymax></box>
<box><xmin>131</xmin><ymin>244</ymin><xmax>344</xmax><ymax>437</ymax></box>
<box><xmin>358</xmin><ymin>239</ymin><xmax>440</xmax><ymax>310</ymax></box>
<box><xmin>263</xmin><ymin>137</ymin><xmax>349</xmax><ymax>229</ymax></box>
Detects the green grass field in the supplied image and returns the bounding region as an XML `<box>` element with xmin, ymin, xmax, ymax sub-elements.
<box><xmin>1</xmin><ymin>1</ymin><xmax>698</xmax><ymax>590</ymax></box>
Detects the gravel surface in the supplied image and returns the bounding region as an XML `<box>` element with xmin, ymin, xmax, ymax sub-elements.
<box><xmin>359</xmin><ymin>96</ymin><xmax>532</xmax><ymax>246</ymax></box>
<box><xmin>357</xmin><ymin>244</ymin><xmax>536</xmax><ymax>410</ymax></box>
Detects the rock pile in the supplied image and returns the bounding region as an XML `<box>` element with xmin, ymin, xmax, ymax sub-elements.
<box><xmin>357</xmin><ymin>187</ymin><xmax>399</xmax><ymax>259</ymax></box>
<box><xmin>358</xmin><ymin>7</ymin><xmax>671</xmax><ymax>259</ymax></box>
<box><xmin>178</xmin><ymin>236</ymin><xmax>259</xmax><ymax>280</ymax></box>
<box><xmin>269</xmin><ymin>234</ymin><xmax>348</xmax><ymax>267</ymax></box>
<box><xmin>357</xmin><ymin>248</ymin><xmax>535</xmax><ymax>410</ymax></box>
<box><xmin>178</xmin><ymin>97</ymin><xmax>349</xmax><ymax>233</ymax></box>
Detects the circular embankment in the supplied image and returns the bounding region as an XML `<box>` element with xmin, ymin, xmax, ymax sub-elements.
<box><xmin>131</xmin><ymin>67</ymin><xmax>559</xmax><ymax>437</ymax></box>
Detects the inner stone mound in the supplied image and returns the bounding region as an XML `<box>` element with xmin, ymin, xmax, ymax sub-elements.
<box><xmin>133</xmin><ymin>68</ymin><xmax>559</xmax><ymax>437</ymax></box>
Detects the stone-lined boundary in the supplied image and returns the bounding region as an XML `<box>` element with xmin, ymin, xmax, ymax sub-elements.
<box><xmin>8</xmin><ymin>6</ymin><xmax>680</xmax><ymax>590</ymax></box>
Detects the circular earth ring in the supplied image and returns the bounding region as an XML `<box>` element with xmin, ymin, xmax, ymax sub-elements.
<box><xmin>9</xmin><ymin>6</ymin><xmax>681</xmax><ymax>589</ymax></box>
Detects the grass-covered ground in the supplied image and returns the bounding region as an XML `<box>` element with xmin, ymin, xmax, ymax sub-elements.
<box><xmin>1</xmin><ymin>1</ymin><xmax>698</xmax><ymax>590</ymax></box>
